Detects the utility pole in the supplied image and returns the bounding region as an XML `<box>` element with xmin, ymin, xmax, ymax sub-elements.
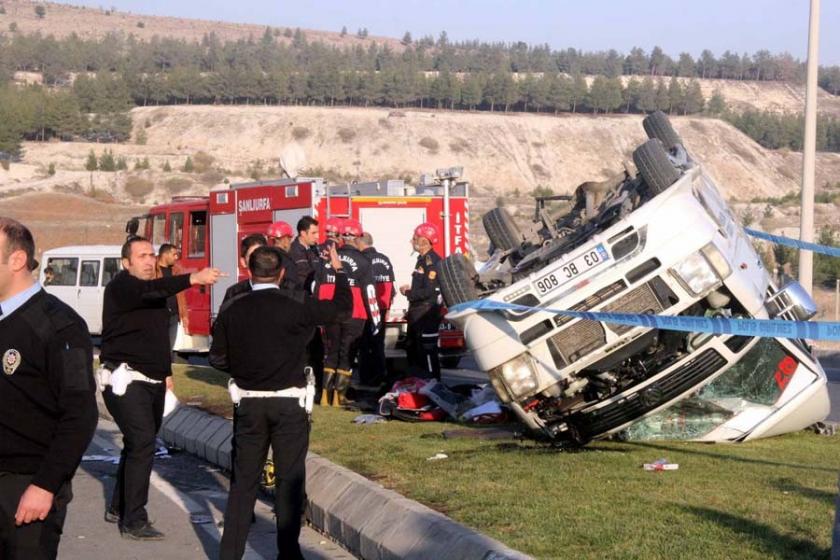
<box><xmin>798</xmin><ymin>0</ymin><xmax>820</xmax><ymax>295</ymax></box>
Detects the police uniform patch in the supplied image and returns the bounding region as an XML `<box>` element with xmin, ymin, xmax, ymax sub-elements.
<box><xmin>428</xmin><ymin>271</ymin><xmax>437</xmax><ymax>280</ymax></box>
<box><xmin>3</xmin><ymin>349</ymin><xmax>21</xmax><ymax>376</ymax></box>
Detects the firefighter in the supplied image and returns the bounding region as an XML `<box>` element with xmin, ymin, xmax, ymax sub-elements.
<box><xmin>267</xmin><ymin>221</ymin><xmax>298</xmax><ymax>290</ymax></box>
<box><xmin>316</xmin><ymin>218</ymin><xmax>380</xmax><ymax>406</ymax></box>
<box><xmin>356</xmin><ymin>232</ymin><xmax>395</xmax><ymax>387</ymax></box>
<box><xmin>400</xmin><ymin>222</ymin><xmax>443</xmax><ymax>380</ymax></box>
<box><xmin>210</xmin><ymin>245</ymin><xmax>351</xmax><ymax>560</ymax></box>
<box><xmin>0</xmin><ymin>218</ymin><xmax>97</xmax><ymax>559</ymax></box>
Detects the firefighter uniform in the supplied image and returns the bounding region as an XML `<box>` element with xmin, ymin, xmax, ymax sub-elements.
<box><xmin>405</xmin><ymin>250</ymin><xmax>443</xmax><ymax>379</ymax></box>
<box><xmin>359</xmin><ymin>246</ymin><xmax>395</xmax><ymax>386</ymax></box>
<box><xmin>209</xmin><ymin>261</ymin><xmax>351</xmax><ymax>560</ymax></box>
<box><xmin>0</xmin><ymin>283</ymin><xmax>97</xmax><ymax>559</ymax></box>
<box><xmin>317</xmin><ymin>242</ymin><xmax>380</xmax><ymax>406</ymax></box>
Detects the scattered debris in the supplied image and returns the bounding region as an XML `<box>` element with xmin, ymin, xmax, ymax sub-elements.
<box><xmin>426</xmin><ymin>452</ymin><xmax>448</xmax><ymax>461</ymax></box>
<box><xmin>809</xmin><ymin>421</ymin><xmax>838</xmax><ymax>436</ymax></box>
<box><xmin>353</xmin><ymin>414</ymin><xmax>387</xmax><ymax>425</ymax></box>
<box><xmin>643</xmin><ymin>458</ymin><xmax>679</xmax><ymax>471</ymax></box>
<box><xmin>190</xmin><ymin>513</ymin><xmax>215</xmax><ymax>525</ymax></box>
<box><xmin>81</xmin><ymin>454</ymin><xmax>120</xmax><ymax>464</ymax></box>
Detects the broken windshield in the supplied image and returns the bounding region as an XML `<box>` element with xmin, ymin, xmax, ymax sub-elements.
<box><xmin>624</xmin><ymin>339</ymin><xmax>793</xmax><ymax>441</ymax></box>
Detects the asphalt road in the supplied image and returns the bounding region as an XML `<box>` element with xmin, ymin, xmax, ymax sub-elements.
<box><xmin>58</xmin><ymin>417</ymin><xmax>356</xmax><ymax>560</ymax></box>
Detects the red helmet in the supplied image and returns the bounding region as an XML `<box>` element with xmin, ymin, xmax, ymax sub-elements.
<box><xmin>413</xmin><ymin>222</ymin><xmax>439</xmax><ymax>244</ymax></box>
<box><xmin>341</xmin><ymin>219</ymin><xmax>363</xmax><ymax>238</ymax></box>
<box><xmin>267</xmin><ymin>221</ymin><xmax>293</xmax><ymax>239</ymax></box>
<box><xmin>324</xmin><ymin>217</ymin><xmax>344</xmax><ymax>237</ymax></box>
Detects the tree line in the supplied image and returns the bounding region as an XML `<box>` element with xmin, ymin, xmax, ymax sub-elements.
<box><xmin>723</xmin><ymin>109</ymin><xmax>840</xmax><ymax>153</ymax></box>
<box><xmin>1</xmin><ymin>29</ymin><xmax>839</xmax><ymax>88</ymax></box>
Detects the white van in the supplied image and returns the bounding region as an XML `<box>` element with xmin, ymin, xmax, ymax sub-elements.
<box><xmin>40</xmin><ymin>245</ymin><xmax>122</xmax><ymax>335</ymax></box>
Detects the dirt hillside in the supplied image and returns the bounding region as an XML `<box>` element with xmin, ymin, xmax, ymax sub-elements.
<box><xmin>0</xmin><ymin>0</ymin><xmax>401</xmax><ymax>49</ymax></box>
<box><xmin>4</xmin><ymin>105</ymin><xmax>840</xmax><ymax>257</ymax></box>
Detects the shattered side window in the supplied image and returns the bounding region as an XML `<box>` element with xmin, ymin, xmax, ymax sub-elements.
<box><xmin>624</xmin><ymin>339</ymin><xmax>791</xmax><ymax>441</ymax></box>
<box><xmin>697</xmin><ymin>338</ymin><xmax>788</xmax><ymax>406</ymax></box>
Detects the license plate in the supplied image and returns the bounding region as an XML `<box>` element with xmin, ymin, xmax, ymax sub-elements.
<box><xmin>533</xmin><ymin>244</ymin><xmax>609</xmax><ymax>296</ymax></box>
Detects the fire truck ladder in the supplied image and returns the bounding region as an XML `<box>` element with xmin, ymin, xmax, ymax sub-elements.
<box><xmin>325</xmin><ymin>182</ymin><xmax>353</xmax><ymax>219</ymax></box>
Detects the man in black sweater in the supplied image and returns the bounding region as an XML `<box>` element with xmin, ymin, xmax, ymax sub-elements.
<box><xmin>0</xmin><ymin>217</ymin><xmax>98</xmax><ymax>559</ymax></box>
<box><xmin>210</xmin><ymin>245</ymin><xmax>350</xmax><ymax>560</ymax></box>
<box><xmin>289</xmin><ymin>216</ymin><xmax>320</xmax><ymax>291</ymax></box>
<box><xmin>101</xmin><ymin>236</ymin><xmax>222</xmax><ymax>540</ymax></box>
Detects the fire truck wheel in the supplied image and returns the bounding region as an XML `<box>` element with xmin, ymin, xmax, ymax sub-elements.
<box><xmin>642</xmin><ymin>110</ymin><xmax>683</xmax><ymax>151</ymax></box>
<box><xmin>482</xmin><ymin>207</ymin><xmax>523</xmax><ymax>253</ymax></box>
<box><xmin>633</xmin><ymin>139</ymin><xmax>680</xmax><ymax>197</ymax></box>
<box><xmin>439</xmin><ymin>253</ymin><xmax>478</xmax><ymax>307</ymax></box>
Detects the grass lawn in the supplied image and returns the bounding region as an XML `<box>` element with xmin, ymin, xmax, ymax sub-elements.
<box><xmin>172</xmin><ymin>364</ymin><xmax>839</xmax><ymax>559</ymax></box>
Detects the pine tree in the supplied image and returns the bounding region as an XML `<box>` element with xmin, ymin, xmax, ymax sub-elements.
<box><xmin>707</xmin><ymin>90</ymin><xmax>726</xmax><ymax>115</ymax></box>
<box><xmin>340</xmin><ymin>26</ymin><xmax>347</xmax><ymax>37</ymax></box>
<box><xmin>34</xmin><ymin>5</ymin><xmax>46</xmax><ymax>19</ymax></box>
<box><xmin>99</xmin><ymin>150</ymin><xmax>116</xmax><ymax>172</ymax></box>
<box><xmin>162</xmin><ymin>160</ymin><xmax>172</xmax><ymax>172</ymax></box>
<box><xmin>682</xmin><ymin>80</ymin><xmax>705</xmax><ymax>114</ymax></box>
<box><xmin>85</xmin><ymin>150</ymin><xmax>98</xmax><ymax>171</ymax></box>
<box><xmin>667</xmin><ymin>77</ymin><xmax>683</xmax><ymax>115</ymax></box>
<box><xmin>182</xmin><ymin>156</ymin><xmax>194</xmax><ymax>172</ymax></box>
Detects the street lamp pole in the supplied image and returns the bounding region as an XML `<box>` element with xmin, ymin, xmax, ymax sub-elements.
<box><xmin>798</xmin><ymin>0</ymin><xmax>820</xmax><ymax>294</ymax></box>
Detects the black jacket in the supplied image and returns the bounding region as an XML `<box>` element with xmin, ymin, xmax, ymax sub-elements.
<box><xmin>407</xmin><ymin>250</ymin><xmax>441</xmax><ymax>307</ymax></box>
<box><xmin>209</xmin><ymin>273</ymin><xmax>352</xmax><ymax>390</ymax></box>
<box><xmin>0</xmin><ymin>289</ymin><xmax>97</xmax><ymax>493</ymax></box>
<box><xmin>101</xmin><ymin>270</ymin><xmax>191</xmax><ymax>379</ymax></box>
<box><xmin>289</xmin><ymin>237</ymin><xmax>319</xmax><ymax>291</ymax></box>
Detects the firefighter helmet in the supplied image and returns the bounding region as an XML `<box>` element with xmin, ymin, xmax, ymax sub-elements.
<box><xmin>341</xmin><ymin>219</ymin><xmax>363</xmax><ymax>238</ymax></box>
<box><xmin>413</xmin><ymin>222</ymin><xmax>439</xmax><ymax>245</ymax></box>
<box><xmin>267</xmin><ymin>221</ymin><xmax>294</xmax><ymax>239</ymax></box>
<box><xmin>324</xmin><ymin>217</ymin><xmax>344</xmax><ymax>237</ymax></box>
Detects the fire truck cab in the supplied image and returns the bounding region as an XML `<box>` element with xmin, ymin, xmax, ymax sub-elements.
<box><xmin>128</xmin><ymin>169</ymin><xmax>470</xmax><ymax>366</ymax></box>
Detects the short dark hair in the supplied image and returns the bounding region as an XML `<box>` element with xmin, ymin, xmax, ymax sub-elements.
<box><xmin>158</xmin><ymin>243</ymin><xmax>176</xmax><ymax>257</ymax></box>
<box><xmin>240</xmin><ymin>233</ymin><xmax>267</xmax><ymax>258</ymax></box>
<box><xmin>248</xmin><ymin>246</ymin><xmax>283</xmax><ymax>280</ymax></box>
<box><xmin>44</xmin><ymin>265</ymin><xmax>54</xmax><ymax>274</ymax></box>
<box><xmin>122</xmin><ymin>236</ymin><xmax>150</xmax><ymax>260</ymax></box>
<box><xmin>0</xmin><ymin>217</ymin><xmax>38</xmax><ymax>271</ymax></box>
<box><xmin>297</xmin><ymin>216</ymin><xmax>318</xmax><ymax>234</ymax></box>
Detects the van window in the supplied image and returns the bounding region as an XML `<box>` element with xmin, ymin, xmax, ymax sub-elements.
<box><xmin>80</xmin><ymin>260</ymin><xmax>100</xmax><ymax>287</ymax></box>
<box><xmin>169</xmin><ymin>213</ymin><xmax>184</xmax><ymax>253</ymax></box>
<box><xmin>189</xmin><ymin>211</ymin><xmax>207</xmax><ymax>257</ymax></box>
<box><xmin>102</xmin><ymin>258</ymin><xmax>120</xmax><ymax>286</ymax></box>
<box><xmin>46</xmin><ymin>258</ymin><xmax>78</xmax><ymax>286</ymax></box>
<box><xmin>151</xmin><ymin>214</ymin><xmax>166</xmax><ymax>246</ymax></box>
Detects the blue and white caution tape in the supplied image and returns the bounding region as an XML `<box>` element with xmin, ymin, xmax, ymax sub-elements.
<box><xmin>449</xmin><ymin>299</ymin><xmax>840</xmax><ymax>342</ymax></box>
<box><xmin>745</xmin><ymin>228</ymin><xmax>840</xmax><ymax>258</ymax></box>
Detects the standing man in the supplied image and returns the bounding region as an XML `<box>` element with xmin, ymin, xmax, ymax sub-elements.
<box><xmin>222</xmin><ymin>234</ymin><xmax>267</xmax><ymax>304</ymax></box>
<box><xmin>101</xmin><ymin>236</ymin><xmax>222</xmax><ymax>540</ymax></box>
<box><xmin>267</xmin><ymin>221</ymin><xmax>298</xmax><ymax>290</ymax></box>
<box><xmin>289</xmin><ymin>216</ymin><xmax>320</xmax><ymax>292</ymax></box>
<box><xmin>156</xmin><ymin>243</ymin><xmax>185</xmax><ymax>353</ymax></box>
<box><xmin>210</xmin><ymin>245</ymin><xmax>351</xmax><ymax>560</ymax></box>
<box><xmin>0</xmin><ymin>217</ymin><xmax>98</xmax><ymax>559</ymax></box>
<box><xmin>357</xmin><ymin>232</ymin><xmax>395</xmax><ymax>387</ymax></box>
<box><xmin>400</xmin><ymin>223</ymin><xmax>443</xmax><ymax>380</ymax></box>
<box><xmin>317</xmin><ymin>219</ymin><xmax>380</xmax><ymax>406</ymax></box>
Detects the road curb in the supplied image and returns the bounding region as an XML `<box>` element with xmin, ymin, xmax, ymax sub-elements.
<box><xmin>94</xmin><ymin>394</ymin><xmax>531</xmax><ymax>559</ymax></box>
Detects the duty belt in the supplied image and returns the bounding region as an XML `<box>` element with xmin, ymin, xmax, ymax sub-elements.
<box><xmin>96</xmin><ymin>363</ymin><xmax>162</xmax><ymax>396</ymax></box>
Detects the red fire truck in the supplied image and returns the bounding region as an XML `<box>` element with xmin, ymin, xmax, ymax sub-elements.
<box><xmin>126</xmin><ymin>168</ymin><xmax>470</xmax><ymax>368</ymax></box>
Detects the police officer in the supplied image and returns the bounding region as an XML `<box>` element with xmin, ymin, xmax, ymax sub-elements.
<box><xmin>0</xmin><ymin>217</ymin><xmax>98</xmax><ymax>559</ymax></box>
<box><xmin>222</xmin><ymin>234</ymin><xmax>267</xmax><ymax>303</ymax></box>
<box><xmin>210</xmin><ymin>245</ymin><xmax>351</xmax><ymax>560</ymax></box>
<box><xmin>357</xmin><ymin>232</ymin><xmax>395</xmax><ymax>387</ymax></box>
<box><xmin>267</xmin><ymin>221</ymin><xmax>299</xmax><ymax>290</ymax></box>
<box><xmin>400</xmin><ymin>222</ymin><xmax>443</xmax><ymax>380</ymax></box>
<box><xmin>316</xmin><ymin>219</ymin><xmax>380</xmax><ymax>406</ymax></box>
<box><xmin>101</xmin><ymin>236</ymin><xmax>222</xmax><ymax>540</ymax></box>
<box><xmin>289</xmin><ymin>216</ymin><xmax>320</xmax><ymax>291</ymax></box>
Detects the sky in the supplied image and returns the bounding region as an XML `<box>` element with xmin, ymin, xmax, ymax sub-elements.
<box><xmin>55</xmin><ymin>0</ymin><xmax>840</xmax><ymax>65</ymax></box>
